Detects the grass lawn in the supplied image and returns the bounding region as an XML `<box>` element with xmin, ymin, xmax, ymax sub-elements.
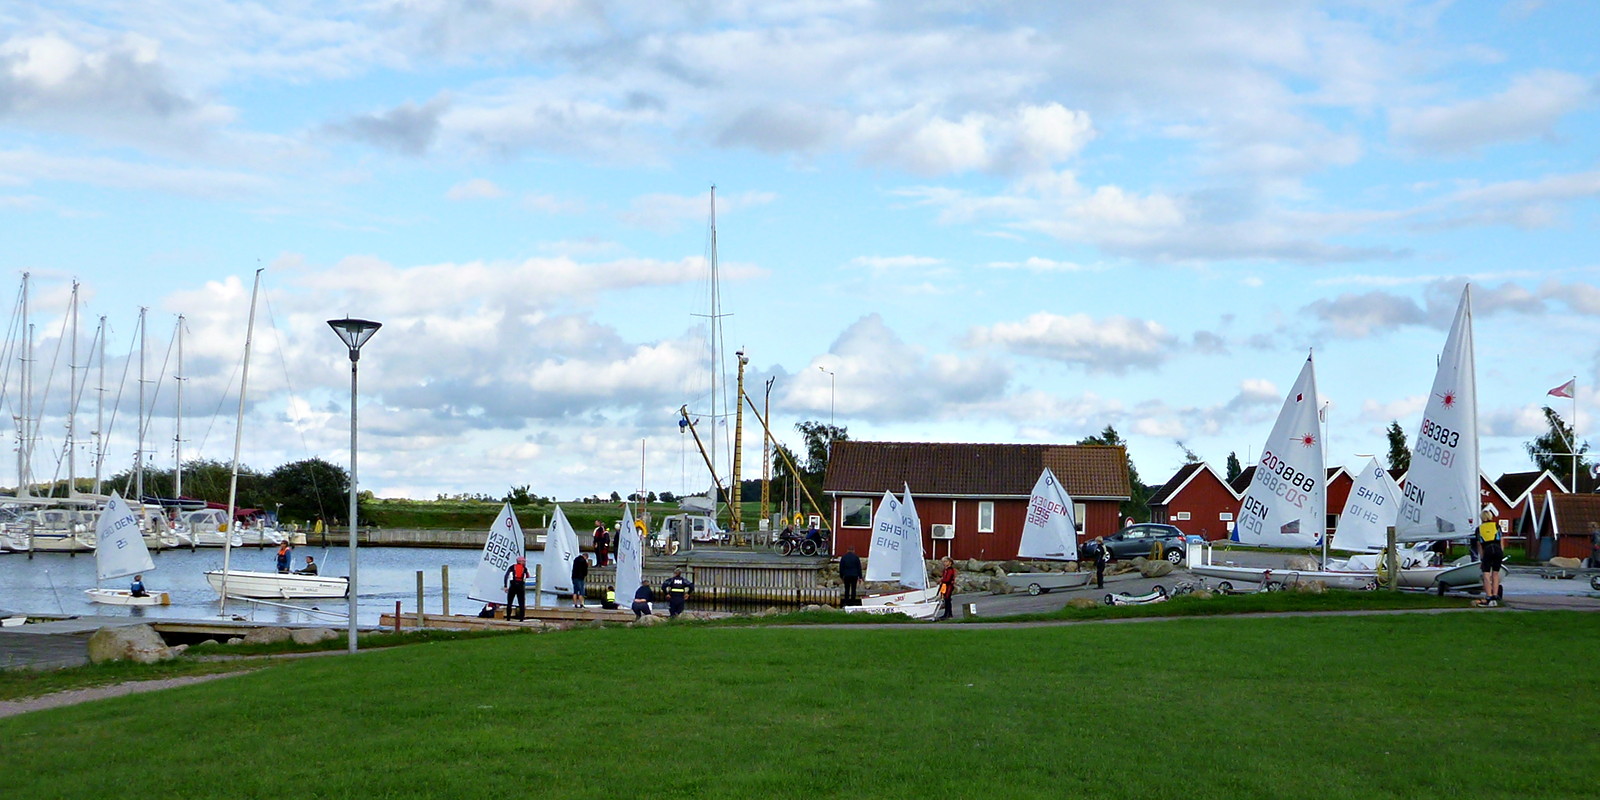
<box><xmin>7</xmin><ymin>612</ymin><xmax>1600</xmax><ymax>798</ymax></box>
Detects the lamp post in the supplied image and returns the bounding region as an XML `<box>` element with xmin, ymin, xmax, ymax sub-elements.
<box><xmin>328</xmin><ymin>317</ymin><xmax>381</xmax><ymax>653</ymax></box>
<box><xmin>818</xmin><ymin>366</ymin><xmax>835</xmax><ymax>428</ymax></box>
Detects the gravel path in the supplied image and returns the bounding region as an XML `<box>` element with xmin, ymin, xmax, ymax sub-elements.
<box><xmin>0</xmin><ymin>672</ymin><xmax>249</xmax><ymax>719</ymax></box>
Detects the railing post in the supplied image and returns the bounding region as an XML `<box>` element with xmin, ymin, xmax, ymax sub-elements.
<box><xmin>416</xmin><ymin>570</ymin><xmax>425</xmax><ymax>628</ymax></box>
<box><xmin>441</xmin><ymin>564</ymin><xmax>450</xmax><ymax>616</ymax></box>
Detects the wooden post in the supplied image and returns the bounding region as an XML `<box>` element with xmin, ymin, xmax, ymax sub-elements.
<box><xmin>441</xmin><ymin>564</ymin><xmax>450</xmax><ymax>616</ymax></box>
<box><xmin>1385</xmin><ymin>526</ymin><xmax>1399</xmax><ymax>591</ymax></box>
<box><xmin>393</xmin><ymin>600</ymin><xmax>401</xmax><ymax>633</ymax></box>
<box><xmin>534</xmin><ymin>564</ymin><xmax>543</xmax><ymax>607</ymax></box>
<box><xmin>415</xmin><ymin>570</ymin><xmax>424</xmax><ymax>628</ymax></box>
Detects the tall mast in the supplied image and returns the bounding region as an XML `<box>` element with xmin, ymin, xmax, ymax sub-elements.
<box><xmin>66</xmin><ymin>281</ymin><xmax>78</xmax><ymax>500</ymax></box>
<box><xmin>14</xmin><ymin>274</ymin><xmax>27</xmax><ymax>498</ymax></box>
<box><xmin>93</xmin><ymin>314</ymin><xmax>106</xmax><ymax>494</ymax></box>
<box><xmin>219</xmin><ymin>269</ymin><xmax>263</xmax><ymax>615</ymax></box>
<box><xmin>135</xmin><ymin>307</ymin><xmax>146</xmax><ymax>501</ymax></box>
<box><xmin>173</xmin><ymin>315</ymin><xmax>184</xmax><ymax>501</ymax></box>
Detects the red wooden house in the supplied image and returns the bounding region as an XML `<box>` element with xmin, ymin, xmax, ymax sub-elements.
<box><xmin>1147</xmin><ymin>462</ymin><xmax>1238</xmax><ymax>540</ymax></box>
<box><xmin>821</xmin><ymin>441</ymin><xmax>1131</xmax><ymax>561</ymax></box>
<box><xmin>1521</xmin><ymin>492</ymin><xmax>1600</xmax><ymax>560</ymax></box>
<box><xmin>1226</xmin><ymin>466</ymin><xmax>1351</xmax><ymax>537</ymax></box>
<box><xmin>1494</xmin><ymin>470</ymin><xmax>1567</xmax><ymax>524</ymax></box>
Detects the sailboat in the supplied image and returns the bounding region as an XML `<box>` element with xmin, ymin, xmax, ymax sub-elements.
<box><xmin>614</xmin><ymin>504</ymin><xmax>645</xmax><ymax>611</ymax></box>
<box><xmin>468</xmin><ymin>504</ymin><xmax>526</xmax><ymax>610</ymax></box>
<box><xmin>1192</xmin><ymin>355</ymin><xmax>1379</xmax><ymax>589</ymax></box>
<box><xmin>84</xmin><ymin>492</ymin><xmax>170</xmax><ymax>606</ymax></box>
<box><xmin>845</xmin><ymin>487</ymin><xmax>939</xmax><ymax>619</ymax></box>
<box><xmin>1003</xmin><ymin>468</ymin><xmax>1091</xmax><ymax>595</ymax></box>
<box><xmin>203</xmin><ymin>271</ymin><xmax>347</xmax><ymax>601</ymax></box>
<box><xmin>539</xmin><ymin>505</ymin><xmax>582</xmax><ymax>598</ymax></box>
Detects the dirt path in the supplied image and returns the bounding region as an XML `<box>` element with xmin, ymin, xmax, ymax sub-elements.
<box><xmin>0</xmin><ymin>672</ymin><xmax>250</xmax><ymax>719</ymax></box>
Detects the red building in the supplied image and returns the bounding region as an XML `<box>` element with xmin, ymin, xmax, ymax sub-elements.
<box><xmin>1147</xmin><ymin>463</ymin><xmax>1238</xmax><ymax>540</ymax></box>
<box><xmin>1494</xmin><ymin>470</ymin><xmax>1567</xmax><ymax>523</ymax></box>
<box><xmin>1521</xmin><ymin>491</ymin><xmax>1600</xmax><ymax>560</ymax></box>
<box><xmin>822</xmin><ymin>441</ymin><xmax>1131</xmax><ymax>561</ymax></box>
<box><xmin>1227</xmin><ymin>465</ymin><xmax>1352</xmax><ymax>537</ymax></box>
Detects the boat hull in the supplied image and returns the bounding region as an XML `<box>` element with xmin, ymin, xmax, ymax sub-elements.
<box><xmin>1190</xmin><ymin>563</ymin><xmax>1378</xmax><ymax>590</ymax></box>
<box><xmin>1002</xmin><ymin>571</ymin><xmax>1091</xmax><ymax>595</ymax></box>
<box><xmin>85</xmin><ymin>588</ymin><xmax>172</xmax><ymax>606</ymax></box>
<box><xmin>842</xmin><ymin>600</ymin><xmax>941</xmax><ymax>620</ymax></box>
<box><xmin>204</xmin><ymin>570</ymin><xmax>349</xmax><ymax>599</ymax></box>
<box><xmin>857</xmin><ymin>587</ymin><xmax>940</xmax><ymax>606</ymax></box>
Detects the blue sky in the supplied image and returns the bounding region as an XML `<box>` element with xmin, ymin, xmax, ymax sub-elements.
<box><xmin>2</xmin><ymin>1</ymin><xmax>1597</xmax><ymax>502</ymax></box>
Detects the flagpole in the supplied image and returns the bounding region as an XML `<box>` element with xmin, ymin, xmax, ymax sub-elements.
<box><xmin>1572</xmin><ymin>375</ymin><xmax>1578</xmax><ymax>492</ymax></box>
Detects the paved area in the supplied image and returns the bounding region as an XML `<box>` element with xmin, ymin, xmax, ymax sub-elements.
<box><xmin>0</xmin><ymin>630</ymin><xmax>94</xmax><ymax>671</ymax></box>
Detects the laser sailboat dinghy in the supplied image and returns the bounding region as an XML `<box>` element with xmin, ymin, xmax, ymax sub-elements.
<box><xmin>85</xmin><ymin>492</ymin><xmax>171</xmax><ymax>607</ymax></box>
<box><xmin>1002</xmin><ymin>468</ymin><xmax>1091</xmax><ymax>596</ymax></box>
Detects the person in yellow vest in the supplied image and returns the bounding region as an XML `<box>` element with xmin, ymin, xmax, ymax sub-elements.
<box><xmin>662</xmin><ymin>567</ymin><xmax>694</xmax><ymax>617</ymax></box>
<box><xmin>1474</xmin><ymin>509</ymin><xmax>1504</xmax><ymax>608</ymax></box>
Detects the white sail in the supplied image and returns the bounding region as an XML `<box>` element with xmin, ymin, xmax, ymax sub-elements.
<box><xmin>1332</xmin><ymin>458</ymin><xmax>1401</xmax><ymax>552</ymax></box>
<box><xmin>1396</xmin><ymin>286</ymin><xmax>1478</xmax><ymax>542</ymax></box>
<box><xmin>1016</xmin><ymin>468</ymin><xmax>1079</xmax><ymax>561</ymax></box>
<box><xmin>539</xmin><ymin>505</ymin><xmax>580</xmax><ymax>595</ymax></box>
<box><xmin>1234</xmin><ymin>355</ymin><xmax>1326</xmax><ymax>549</ymax></box>
<box><xmin>469</xmin><ymin>504</ymin><xmax>525</xmax><ymax>603</ymax></box>
<box><xmin>95</xmin><ymin>492</ymin><xmax>154</xmax><ymax>581</ymax></box>
<box><xmin>614</xmin><ymin>504</ymin><xmax>644</xmax><ymax>603</ymax></box>
<box><xmin>898</xmin><ymin>485</ymin><xmax>927</xmax><ymax>590</ymax></box>
<box><xmin>864</xmin><ymin>491</ymin><xmax>908</xmax><ymax>583</ymax></box>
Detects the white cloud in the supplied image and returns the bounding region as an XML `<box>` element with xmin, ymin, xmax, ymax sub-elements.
<box><xmin>849</xmin><ymin>103</ymin><xmax>1094</xmax><ymax>177</ymax></box>
<box><xmin>848</xmin><ymin>255</ymin><xmax>943</xmax><ymax>271</ymax></box>
<box><xmin>445</xmin><ymin>178</ymin><xmax>505</xmax><ymax>200</ymax></box>
<box><xmin>968</xmin><ymin>312</ymin><xmax>1177</xmax><ymax>373</ymax></box>
<box><xmin>619</xmin><ymin>189</ymin><xmax>777</xmax><ymax>232</ymax></box>
<box><xmin>985</xmin><ymin>257</ymin><xmax>1097</xmax><ymax>273</ymax></box>
<box><xmin>1391</xmin><ymin>70</ymin><xmax>1596</xmax><ymax>154</ymax></box>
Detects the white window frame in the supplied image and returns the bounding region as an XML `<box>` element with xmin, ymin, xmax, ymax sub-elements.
<box><xmin>977</xmin><ymin>501</ymin><xmax>995</xmax><ymax>533</ymax></box>
<box><xmin>1074</xmin><ymin>502</ymin><xmax>1087</xmax><ymax>533</ymax></box>
<box><xmin>841</xmin><ymin>497</ymin><xmax>873</xmax><ymax>528</ymax></box>
<box><xmin>1218</xmin><ymin>512</ymin><xmax>1234</xmax><ymax>522</ymax></box>
<box><xmin>1175</xmin><ymin>511</ymin><xmax>1191</xmax><ymax>521</ymax></box>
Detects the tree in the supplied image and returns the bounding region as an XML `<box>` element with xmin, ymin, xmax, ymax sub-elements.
<box><xmin>262</xmin><ymin>458</ymin><xmax>350</xmax><ymax>525</ymax></box>
<box><xmin>796</xmin><ymin>420</ymin><xmax>848</xmax><ymax>475</ymax></box>
<box><xmin>1176</xmin><ymin>440</ymin><xmax>1201</xmax><ymax>464</ymax></box>
<box><xmin>503</xmin><ymin>485</ymin><xmax>535</xmax><ymax>506</ymax></box>
<box><xmin>1385</xmin><ymin>421</ymin><xmax>1410</xmax><ymax>474</ymax></box>
<box><xmin>1225</xmin><ymin>451</ymin><xmax>1243</xmax><ymax>483</ymax></box>
<box><xmin>609</xmin><ymin>491</ymin><xmax>622</xmax><ymax>503</ymax></box>
<box><xmin>1525</xmin><ymin>406</ymin><xmax>1591</xmax><ymax>490</ymax></box>
<box><xmin>1077</xmin><ymin>425</ymin><xmax>1149</xmax><ymax>523</ymax></box>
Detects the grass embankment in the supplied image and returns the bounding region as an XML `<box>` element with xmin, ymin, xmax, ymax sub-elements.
<box><xmin>7</xmin><ymin>612</ymin><xmax>1599</xmax><ymax>798</ymax></box>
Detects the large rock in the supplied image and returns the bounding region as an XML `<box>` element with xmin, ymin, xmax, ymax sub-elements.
<box><xmin>632</xmin><ymin>614</ymin><xmax>664</xmax><ymax>627</ymax></box>
<box><xmin>1066</xmin><ymin>597</ymin><xmax>1098</xmax><ymax>609</ymax></box>
<box><xmin>1548</xmin><ymin>556</ymin><xmax>1582</xmax><ymax>570</ymax></box>
<box><xmin>242</xmin><ymin>626</ymin><xmax>295</xmax><ymax>645</ymax></box>
<box><xmin>290</xmin><ymin>628</ymin><xmax>339</xmax><ymax>645</ymax></box>
<box><xmin>1139</xmin><ymin>560</ymin><xmax>1175</xmax><ymax>578</ymax></box>
<box><xmin>987</xmin><ymin>577</ymin><xmax>1014</xmax><ymax>594</ymax></box>
<box><xmin>1290</xmin><ymin>580</ymin><xmax>1327</xmax><ymax>594</ymax></box>
<box><xmin>87</xmin><ymin>624</ymin><xmax>174</xmax><ymax>664</ymax></box>
<box><xmin>1285</xmin><ymin>555</ymin><xmax>1320</xmax><ymax>571</ymax></box>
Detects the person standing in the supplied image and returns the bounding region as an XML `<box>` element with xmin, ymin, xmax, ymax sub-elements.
<box><xmin>504</xmin><ymin>556</ymin><xmax>530</xmax><ymax>620</ymax></box>
<box><xmin>662</xmin><ymin>567</ymin><xmax>694</xmax><ymax>618</ymax></box>
<box><xmin>631</xmin><ymin>578</ymin><xmax>655</xmax><ymax>619</ymax></box>
<box><xmin>937</xmin><ymin>557</ymin><xmax>957</xmax><ymax>621</ymax></box>
<box><xmin>1475</xmin><ymin>509</ymin><xmax>1505</xmax><ymax>608</ymax></box>
<box><xmin>571</xmin><ymin>553</ymin><xmax>589</xmax><ymax>608</ymax></box>
<box><xmin>593</xmin><ymin>521</ymin><xmax>610</xmax><ymax>567</ymax></box>
<box><xmin>275</xmin><ymin>542</ymin><xmax>292</xmax><ymax>574</ymax></box>
<box><xmin>1093</xmin><ymin>537</ymin><xmax>1111</xmax><ymax>589</ymax></box>
<box><xmin>838</xmin><ymin>545</ymin><xmax>862</xmax><ymax>604</ymax></box>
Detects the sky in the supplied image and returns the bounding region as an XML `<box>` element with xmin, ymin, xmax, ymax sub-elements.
<box><xmin>2</xmin><ymin>1</ymin><xmax>1598</xmax><ymax>504</ymax></box>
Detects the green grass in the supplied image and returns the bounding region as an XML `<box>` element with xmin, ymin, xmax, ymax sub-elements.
<box><xmin>6</xmin><ymin>612</ymin><xmax>1599</xmax><ymax>798</ymax></box>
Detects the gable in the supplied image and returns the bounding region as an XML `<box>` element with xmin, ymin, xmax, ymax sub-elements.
<box><xmin>822</xmin><ymin>441</ymin><xmax>1132</xmax><ymax>499</ymax></box>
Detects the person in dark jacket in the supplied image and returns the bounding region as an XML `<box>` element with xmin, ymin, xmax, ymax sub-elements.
<box><xmin>129</xmin><ymin>575</ymin><xmax>148</xmax><ymax>597</ymax></box>
<box><xmin>662</xmin><ymin>567</ymin><xmax>694</xmax><ymax>618</ymax></box>
<box><xmin>838</xmin><ymin>545</ymin><xmax>863</xmax><ymax>604</ymax></box>
<box><xmin>295</xmin><ymin>556</ymin><xmax>318</xmax><ymax>575</ymax></box>
<box><xmin>937</xmin><ymin>557</ymin><xmax>957</xmax><ymax>621</ymax></box>
<box><xmin>504</xmin><ymin>556</ymin><xmax>529</xmax><ymax>620</ymax></box>
<box><xmin>571</xmin><ymin>554</ymin><xmax>589</xmax><ymax>608</ymax></box>
<box><xmin>593</xmin><ymin>522</ymin><xmax>611</xmax><ymax>567</ymax></box>
<box><xmin>1092</xmin><ymin>537</ymin><xmax>1111</xmax><ymax>589</ymax></box>
<box><xmin>631</xmin><ymin>579</ymin><xmax>654</xmax><ymax>619</ymax></box>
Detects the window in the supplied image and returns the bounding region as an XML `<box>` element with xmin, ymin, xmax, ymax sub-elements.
<box><xmin>1074</xmin><ymin>503</ymin><xmax>1086</xmax><ymax>533</ymax></box>
<box><xmin>1175</xmin><ymin>512</ymin><xmax>1191</xmax><ymax>521</ymax></box>
<box><xmin>978</xmin><ymin>501</ymin><xmax>995</xmax><ymax>533</ymax></box>
<box><xmin>1218</xmin><ymin>512</ymin><xmax>1234</xmax><ymax>522</ymax></box>
<box><xmin>841</xmin><ymin>497</ymin><xmax>873</xmax><ymax>528</ymax></box>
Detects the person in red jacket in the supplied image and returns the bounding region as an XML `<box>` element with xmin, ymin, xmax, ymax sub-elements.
<box><xmin>504</xmin><ymin>556</ymin><xmax>530</xmax><ymax>620</ymax></box>
<box><xmin>937</xmin><ymin>557</ymin><xmax>957</xmax><ymax>621</ymax></box>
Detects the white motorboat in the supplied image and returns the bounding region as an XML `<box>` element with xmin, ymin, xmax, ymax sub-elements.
<box><xmin>204</xmin><ymin>569</ymin><xmax>349</xmax><ymax>599</ymax></box>
<box><xmin>175</xmin><ymin>508</ymin><xmax>245</xmax><ymax>548</ymax></box>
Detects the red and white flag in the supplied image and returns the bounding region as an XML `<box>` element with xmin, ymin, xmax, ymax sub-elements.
<box><xmin>1548</xmin><ymin>379</ymin><xmax>1575</xmax><ymax>399</ymax></box>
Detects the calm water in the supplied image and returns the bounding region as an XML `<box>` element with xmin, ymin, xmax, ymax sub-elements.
<box><xmin>0</xmin><ymin>545</ymin><xmax>566</xmax><ymax>626</ymax></box>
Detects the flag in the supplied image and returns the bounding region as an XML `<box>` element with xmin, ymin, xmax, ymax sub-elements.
<box><xmin>1548</xmin><ymin>379</ymin><xmax>1575</xmax><ymax>399</ymax></box>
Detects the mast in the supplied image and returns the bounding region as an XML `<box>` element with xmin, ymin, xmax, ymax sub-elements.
<box><xmin>93</xmin><ymin>315</ymin><xmax>106</xmax><ymax>494</ymax></box>
<box><xmin>66</xmin><ymin>281</ymin><xmax>78</xmax><ymax>500</ymax></box>
<box><xmin>760</xmin><ymin>377</ymin><xmax>773</xmax><ymax>527</ymax></box>
<box><xmin>14</xmin><ymin>273</ymin><xmax>27</xmax><ymax>498</ymax></box>
<box><xmin>135</xmin><ymin>307</ymin><xmax>146</xmax><ymax>501</ymax></box>
<box><xmin>174</xmin><ymin>315</ymin><xmax>184</xmax><ymax>503</ymax></box>
<box><xmin>731</xmin><ymin>348</ymin><xmax>747</xmax><ymax>532</ymax></box>
<box><xmin>218</xmin><ymin>270</ymin><xmax>263</xmax><ymax>615</ymax></box>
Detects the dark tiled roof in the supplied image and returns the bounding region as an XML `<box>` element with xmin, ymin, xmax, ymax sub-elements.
<box><xmin>1229</xmin><ymin>465</ymin><xmax>1255</xmax><ymax>495</ymax></box>
<box><xmin>1148</xmin><ymin>463</ymin><xmax>1205</xmax><ymax>506</ymax></box>
<box><xmin>1495</xmin><ymin>471</ymin><xmax>1547</xmax><ymax>504</ymax></box>
<box><xmin>1552</xmin><ymin>494</ymin><xmax>1600</xmax><ymax>536</ymax></box>
<box><xmin>822</xmin><ymin>441</ymin><xmax>1131</xmax><ymax>499</ymax></box>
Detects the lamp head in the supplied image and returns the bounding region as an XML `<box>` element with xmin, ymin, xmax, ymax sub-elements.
<box><xmin>327</xmin><ymin>318</ymin><xmax>382</xmax><ymax>359</ymax></box>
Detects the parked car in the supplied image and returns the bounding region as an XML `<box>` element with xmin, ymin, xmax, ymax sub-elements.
<box><xmin>1098</xmin><ymin>523</ymin><xmax>1186</xmax><ymax>564</ymax></box>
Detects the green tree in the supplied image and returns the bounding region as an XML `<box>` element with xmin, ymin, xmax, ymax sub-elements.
<box><xmin>796</xmin><ymin>420</ymin><xmax>848</xmax><ymax>474</ymax></box>
<box><xmin>1176</xmin><ymin>441</ymin><xmax>1201</xmax><ymax>464</ymax></box>
<box><xmin>1386</xmin><ymin>421</ymin><xmax>1410</xmax><ymax>474</ymax></box>
<box><xmin>1525</xmin><ymin>406</ymin><xmax>1591</xmax><ymax>490</ymax></box>
<box><xmin>503</xmin><ymin>485</ymin><xmax>535</xmax><ymax>506</ymax></box>
<box><xmin>1077</xmin><ymin>425</ymin><xmax>1148</xmax><ymax>523</ymax></box>
<box><xmin>1225</xmin><ymin>451</ymin><xmax>1243</xmax><ymax>483</ymax></box>
<box><xmin>262</xmin><ymin>458</ymin><xmax>349</xmax><ymax>525</ymax></box>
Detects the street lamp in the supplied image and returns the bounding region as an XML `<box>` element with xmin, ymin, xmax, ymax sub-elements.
<box><xmin>818</xmin><ymin>366</ymin><xmax>835</xmax><ymax>428</ymax></box>
<box><xmin>328</xmin><ymin>317</ymin><xmax>381</xmax><ymax>653</ymax></box>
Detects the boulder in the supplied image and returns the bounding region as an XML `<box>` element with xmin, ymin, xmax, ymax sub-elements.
<box><xmin>289</xmin><ymin>627</ymin><xmax>339</xmax><ymax>645</ymax></box>
<box><xmin>226</xmin><ymin>637</ymin><xmax>244</xmax><ymax>645</ymax></box>
<box><xmin>1285</xmin><ymin>555</ymin><xmax>1320</xmax><ymax>571</ymax></box>
<box><xmin>964</xmin><ymin>558</ymin><xmax>985</xmax><ymax>572</ymax></box>
<box><xmin>802</xmin><ymin>604</ymin><xmax>826</xmax><ymax>612</ymax></box>
<box><xmin>1066</xmin><ymin>597</ymin><xmax>1098</xmax><ymax>609</ymax></box>
<box><xmin>1290</xmin><ymin>580</ymin><xmax>1327</xmax><ymax>594</ymax></box>
<box><xmin>988</xmin><ymin>577</ymin><xmax>1013</xmax><ymax>594</ymax></box>
<box><xmin>1548</xmin><ymin>556</ymin><xmax>1582</xmax><ymax>570</ymax></box>
<box><xmin>1191</xmin><ymin>590</ymin><xmax>1215</xmax><ymax>600</ymax></box>
<box><xmin>87</xmin><ymin>624</ymin><xmax>174</xmax><ymax>665</ymax></box>
<box><xmin>1138</xmin><ymin>560</ymin><xmax>1175</xmax><ymax>578</ymax></box>
<box><xmin>200</xmin><ymin>639</ymin><xmax>220</xmax><ymax>647</ymax></box>
<box><xmin>1109</xmin><ymin>561</ymin><xmax>1139</xmax><ymax>575</ymax></box>
<box><xmin>632</xmin><ymin>614</ymin><xmax>664</xmax><ymax>626</ymax></box>
<box><xmin>1002</xmin><ymin>560</ymin><xmax>1027</xmax><ymax>573</ymax></box>
<box><xmin>242</xmin><ymin>626</ymin><xmax>294</xmax><ymax>645</ymax></box>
